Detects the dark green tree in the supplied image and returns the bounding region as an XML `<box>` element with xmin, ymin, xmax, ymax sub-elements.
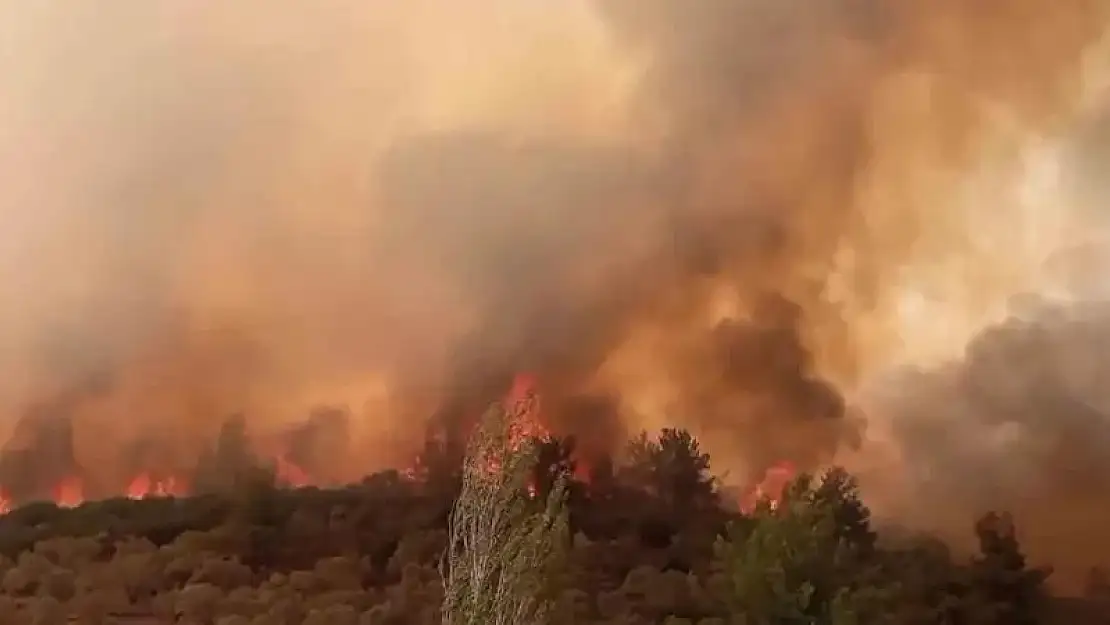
<box><xmin>962</xmin><ymin>512</ymin><xmax>1050</xmax><ymax>625</ymax></box>
<box><xmin>226</xmin><ymin>463</ymin><xmax>287</xmax><ymax>570</ymax></box>
<box><xmin>620</xmin><ymin>428</ymin><xmax>718</xmax><ymax>510</ymax></box>
<box><xmin>193</xmin><ymin>414</ymin><xmax>261</xmax><ymax>493</ymax></box>
<box><xmin>620</xmin><ymin>431</ymin><xmax>657</xmax><ymax>487</ymax></box>
<box><xmin>713</xmin><ymin>469</ymin><xmax>894</xmax><ymax>625</ymax></box>
<box><xmin>415</xmin><ymin>424</ymin><xmax>465</xmax><ymax>499</ymax></box>
<box><xmin>810</xmin><ymin>467</ymin><xmax>876</xmax><ymax>556</ymax></box>
<box><xmin>228</xmin><ymin>464</ymin><xmax>282</xmax><ymax>527</ymax></box>
<box><xmin>879</xmin><ymin>535</ymin><xmax>964</xmax><ymax>625</ymax></box>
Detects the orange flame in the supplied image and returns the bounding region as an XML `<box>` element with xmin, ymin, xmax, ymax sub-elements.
<box><xmin>497</xmin><ymin>373</ymin><xmax>550</xmax><ymax>497</ymax></box>
<box><xmin>574</xmin><ymin>458</ymin><xmax>592</xmax><ymax>484</ymax></box>
<box><xmin>52</xmin><ymin>476</ymin><xmax>84</xmax><ymax>508</ymax></box>
<box><xmin>503</xmin><ymin>372</ymin><xmax>548</xmax><ymax>444</ymax></box>
<box><xmin>126</xmin><ymin>473</ymin><xmax>187</xmax><ymax>499</ymax></box>
<box><xmin>400</xmin><ymin>373</ymin><xmax>553</xmax><ymax>497</ymax></box>
<box><xmin>274</xmin><ymin>454</ymin><xmax>310</xmax><ymax>488</ymax></box>
<box><xmin>0</xmin><ymin>373</ymin><xmax>579</xmax><ymax>512</ymax></box>
<box><xmin>740</xmin><ymin>460</ymin><xmax>796</xmax><ymax>513</ymax></box>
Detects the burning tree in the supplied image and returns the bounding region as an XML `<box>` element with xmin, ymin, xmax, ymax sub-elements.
<box><xmin>713</xmin><ymin>468</ymin><xmax>889</xmax><ymax>624</ymax></box>
<box><xmin>440</xmin><ymin>381</ymin><xmax>570</xmax><ymax>625</ymax></box>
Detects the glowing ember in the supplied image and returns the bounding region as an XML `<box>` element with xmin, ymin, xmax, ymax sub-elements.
<box><xmin>501</xmin><ymin>373</ymin><xmax>552</xmax><ymax>497</ymax></box>
<box><xmin>52</xmin><ymin>476</ymin><xmax>84</xmax><ymax>508</ymax></box>
<box><xmin>422</xmin><ymin>372</ymin><xmax>555</xmax><ymax>496</ymax></box>
<box><xmin>573</xmin><ymin>459</ymin><xmax>592</xmax><ymax>484</ymax></box>
<box><xmin>503</xmin><ymin>372</ymin><xmax>548</xmax><ymax>444</ymax></box>
<box><xmin>740</xmin><ymin>460</ymin><xmax>796</xmax><ymax>513</ymax></box>
<box><xmin>126</xmin><ymin>473</ymin><xmax>186</xmax><ymax>499</ymax></box>
<box><xmin>275</xmin><ymin>455</ymin><xmax>311</xmax><ymax>488</ymax></box>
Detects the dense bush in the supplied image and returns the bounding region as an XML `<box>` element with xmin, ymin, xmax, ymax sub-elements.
<box><xmin>0</xmin><ymin>425</ymin><xmax>1100</xmax><ymax>624</ymax></box>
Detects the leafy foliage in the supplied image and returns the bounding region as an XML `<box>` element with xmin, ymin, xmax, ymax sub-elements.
<box><xmin>621</xmin><ymin>428</ymin><xmax>718</xmax><ymax>511</ymax></box>
<box><xmin>713</xmin><ymin>469</ymin><xmax>892</xmax><ymax>625</ymax></box>
<box><xmin>962</xmin><ymin>512</ymin><xmax>1051</xmax><ymax>625</ymax></box>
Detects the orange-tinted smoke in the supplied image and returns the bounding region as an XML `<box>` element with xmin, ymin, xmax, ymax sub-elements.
<box><xmin>860</xmin><ymin>297</ymin><xmax>1110</xmax><ymax>592</ymax></box>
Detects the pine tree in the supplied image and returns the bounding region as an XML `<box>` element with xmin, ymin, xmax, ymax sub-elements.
<box><xmin>620</xmin><ymin>428</ymin><xmax>718</xmax><ymax>510</ymax></box>
<box><xmin>713</xmin><ymin>469</ymin><xmax>893</xmax><ymax>625</ymax></box>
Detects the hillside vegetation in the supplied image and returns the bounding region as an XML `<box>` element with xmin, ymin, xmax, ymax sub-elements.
<box><xmin>0</xmin><ymin>408</ymin><xmax>1102</xmax><ymax>625</ymax></box>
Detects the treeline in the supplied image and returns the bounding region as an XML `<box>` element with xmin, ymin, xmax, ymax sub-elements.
<box><xmin>0</xmin><ymin>407</ymin><xmax>1102</xmax><ymax>624</ymax></box>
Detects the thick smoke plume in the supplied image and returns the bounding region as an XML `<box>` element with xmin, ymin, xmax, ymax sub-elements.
<box><xmin>1</xmin><ymin>0</ymin><xmax>1109</xmax><ymax>579</ymax></box>
<box><xmin>852</xmin><ymin>95</ymin><xmax>1110</xmax><ymax>590</ymax></box>
<box><xmin>866</xmin><ymin>296</ymin><xmax>1110</xmax><ymax>591</ymax></box>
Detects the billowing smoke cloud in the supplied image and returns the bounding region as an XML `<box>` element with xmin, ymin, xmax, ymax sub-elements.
<box><xmin>853</xmin><ymin>94</ymin><xmax>1110</xmax><ymax>590</ymax></box>
<box><xmin>0</xmin><ymin>0</ymin><xmax>1109</xmax><ymax>572</ymax></box>
<box><xmin>865</xmin><ymin>295</ymin><xmax>1110</xmax><ymax>591</ymax></box>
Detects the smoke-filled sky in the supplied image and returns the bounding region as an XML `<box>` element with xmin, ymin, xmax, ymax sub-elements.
<box><xmin>2</xmin><ymin>0</ymin><xmax>1110</xmax><ymax>587</ymax></box>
